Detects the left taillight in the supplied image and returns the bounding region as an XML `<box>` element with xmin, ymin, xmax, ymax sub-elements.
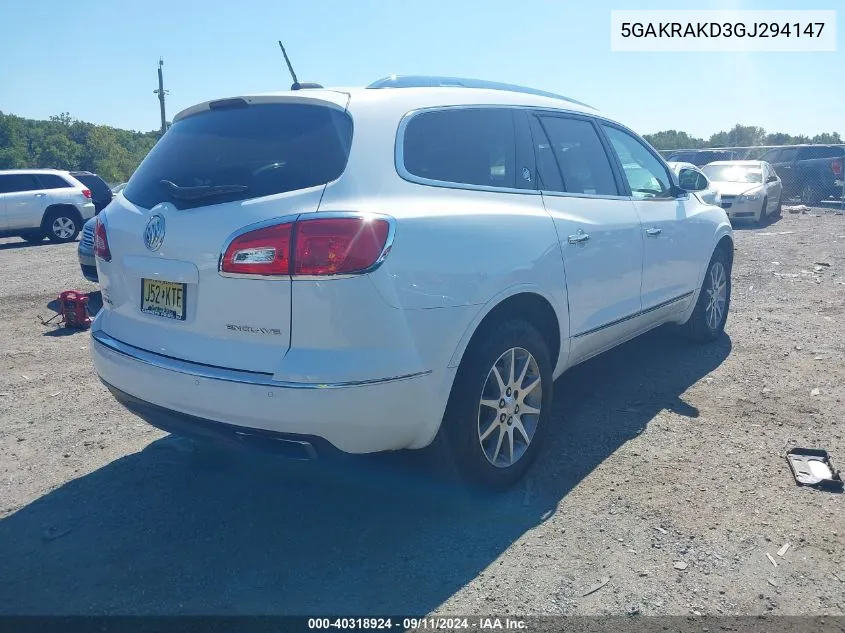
<box><xmin>82</xmin><ymin>188</ymin><xmax>92</xmax><ymax>199</ymax></box>
<box><xmin>94</xmin><ymin>216</ymin><xmax>111</xmax><ymax>262</ymax></box>
<box><xmin>832</xmin><ymin>160</ymin><xmax>842</xmax><ymax>177</ymax></box>
<box><xmin>220</xmin><ymin>215</ymin><xmax>392</xmax><ymax>277</ymax></box>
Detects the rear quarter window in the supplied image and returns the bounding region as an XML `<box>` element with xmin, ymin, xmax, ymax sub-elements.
<box><xmin>401</xmin><ymin>108</ymin><xmax>517</xmax><ymax>190</ymax></box>
<box><xmin>123</xmin><ymin>102</ymin><xmax>353</xmax><ymax>210</ymax></box>
<box><xmin>35</xmin><ymin>174</ymin><xmax>73</xmax><ymax>189</ymax></box>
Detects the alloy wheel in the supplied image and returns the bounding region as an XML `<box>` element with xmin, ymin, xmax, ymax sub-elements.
<box><xmin>477</xmin><ymin>347</ymin><xmax>542</xmax><ymax>468</ymax></box>
<box><xmin>705</xmin><ymin>261</ymin><xmax>727</xmax><ymax>331</ymax></box>
<box><xmin>52</xmin><ymin>217</ymin><xmax>76</xmax><ymax>239</ymax></box>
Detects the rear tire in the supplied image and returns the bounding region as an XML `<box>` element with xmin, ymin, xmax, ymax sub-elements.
<box><xmin>43</xmin><ymin>208</ymin><xmax>81</xmax><ymax>243</ymax></box>
<box><xmin>683</xmin><ymin>247</ymin><xmax>731</xmax><ymax>343</ymax></box>
<box><xmin>441</xmin><ymin>319</ymin><xmax>553</xmax><ymax>491</ymax></box>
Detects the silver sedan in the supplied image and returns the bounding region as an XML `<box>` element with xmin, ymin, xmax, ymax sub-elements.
<box><xmin>702</xmin><ymin>160</ymin><xmax>783</xmax><ymax>224</ymax></box>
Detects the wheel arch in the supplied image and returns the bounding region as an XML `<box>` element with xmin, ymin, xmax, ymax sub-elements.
<box><xmin>447</xmin><ymin>286</ymin><xmax>567</xmax><ymax>377</ymax></box>
<box><xmin>41</xmin><ymin>204</ymin><xmax>83</xmax><ymax>231</ymax></box>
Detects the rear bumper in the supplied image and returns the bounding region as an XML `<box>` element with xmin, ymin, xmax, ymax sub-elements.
<box><xmin>90</xmin><ymin>327</ymin><xmax>438</xmax><ymax>454</ymax></box>
<box><xmin>103</xmin><ymin>382</ymin><xmax>341</xmax><ymax>460</ymax></box>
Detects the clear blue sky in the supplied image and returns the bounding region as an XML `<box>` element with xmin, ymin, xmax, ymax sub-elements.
<box><xmin>1</xmin><ymin>0</ymin><xmax>841</xmax><ymax>138</ymax></box>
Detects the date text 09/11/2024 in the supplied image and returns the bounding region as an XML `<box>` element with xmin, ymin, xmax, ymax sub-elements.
<box><xmin>306</xmin><ymin>617</ymin><xmax>527</xmax><ymax>630</ymax></box>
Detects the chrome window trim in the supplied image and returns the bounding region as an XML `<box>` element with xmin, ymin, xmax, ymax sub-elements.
<box><xmin>93</xmin><ymin>330</ymin><xmax>430</xmax><ymax>389</ymax></box>
<box><xmin>217</xmin><ymin>211</ymin><xmax>396</xmax><ymax>280</ymax></box>
<box><xmin>538</xmin><ymin>190</ymin><xmax>633</xmax><ymax>202</ymax></box>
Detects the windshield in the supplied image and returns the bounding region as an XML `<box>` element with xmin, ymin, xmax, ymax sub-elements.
<box><xmin>702</xmin><ymin>165</ymin><xmax>763</xmax><ymax>184</ymax></box>
<box><xmin>123</xmin><ymin>102</ymin><xmax>353</xmax><ymax>210</ymax></box>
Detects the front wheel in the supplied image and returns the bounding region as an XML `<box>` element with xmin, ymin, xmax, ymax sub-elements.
<box><xmin>757</xmin><ymin>198</ymin><xmax>768</xmax><ymax>225</ymax></box>
<box><xmin>442</xmin><ymin>319</ymin><xmax>553</xmax><ymax>490</ymax></box>
<box><xmin>683</xmin><ymin>248</ymin><xmax>731</xmax><ymax>343</ymax></box>
<box><xmin>800</xmin><ymin>181</ymin><xmax>823</xmax><ymax>206</ymax></box>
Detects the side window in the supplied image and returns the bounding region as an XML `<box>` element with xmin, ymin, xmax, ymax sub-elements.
<box><xmin>534</xmin><ymin>116</ymin><xmax>618</xmax><ymax>195</ymax></box>
<box><xmin>36</xmin><ymin>174</ymin><xmax>73</xmax><ymax>189</ymax></box>
<box><xmin>778</xmin><ymin>147</ymin><xmax>798</xmax><ymax>162</ymax></box>
<box><xmin>602</xmin><ymin>125</ymin><xmax>673</xmax><ymax>199</ymax></box>
<box><xmin>0</xmin><ymin>174</ymin><xmax>42</xmax><ymax>194</ymax></box>
<box><xmin>402</xmin><ymin>108</ymin><xmax>517</xmax><ymax>189</ymax></box>
<box><xmin>528</xmin><ymin>117</ymin><xmax>563</xmax><ymax>191</ymax></box>
<box><xmin>760</xmin><ymin>149</ymin><xmax>781</xmax><ymax>163</ymax></box>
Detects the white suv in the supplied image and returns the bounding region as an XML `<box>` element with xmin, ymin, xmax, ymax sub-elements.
<box><xmin>90</xmin><ymin>76</ymin><xmax>733</xmax><ymax>489</ymax></box>
<box><xmin>0</xmin><ymin>169</ymin><xmax>96</xmax><ymax>243</ymax></box>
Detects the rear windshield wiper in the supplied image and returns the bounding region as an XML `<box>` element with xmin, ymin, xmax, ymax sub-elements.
<box><xmin>159</xmin><ymin>179</ymin><xmax>248</xmax><ymax>201</ymax></box>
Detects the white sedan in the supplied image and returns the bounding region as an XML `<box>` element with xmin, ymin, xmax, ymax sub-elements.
<box><xmin>667</xmin><ymin>161</ymin><xmax>721</xmax><ymax>207</ymax></box>
<box><xmin>702</xmin><ymin>160</ymin><xmax>783</xmax><ymax>224</ymax></box>
<box><xmin>90</xmin><ymin>76</ymin><xmax>733</xmax><ymax>489</ymax></box>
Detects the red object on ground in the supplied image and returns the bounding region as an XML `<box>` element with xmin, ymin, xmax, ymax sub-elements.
<box><xmin>58</xmin><ymin>290</ymin><xmax>92</xmax><ymax>329</ymax></box>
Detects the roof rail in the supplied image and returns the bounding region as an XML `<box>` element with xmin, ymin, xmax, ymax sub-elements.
<box><xmin>366</xmin><ymin>75</ymin><xmax>594</xmax><ymax>109</ymax></box>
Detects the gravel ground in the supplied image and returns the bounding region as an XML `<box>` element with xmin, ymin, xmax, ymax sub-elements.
<box><xmin>0</xmin><ymin>208</ymin><xmax>843</xmax><ymax>617</ymax></box>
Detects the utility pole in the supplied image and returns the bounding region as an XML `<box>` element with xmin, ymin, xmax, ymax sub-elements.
<box><xmin>153</xmin><ymin>58</ymin><xmax>169</xmax><ymax>137</ymax></box>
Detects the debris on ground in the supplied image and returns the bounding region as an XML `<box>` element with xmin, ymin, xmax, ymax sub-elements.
<box><xmin>766</xmin><ymin>553</ymin><xmax>778</xmax><ymax>567</ymax></box>
<box><xmin>582</xmin><ymin>577</ymin><xmax>611</xmax><ymax>597</ymax></box>
<box><xmin>673</xmin><ymin>561</ymin><xmax>688</xmax><ymax>571</ymax></box>
<box><xmin>785</xmin><ymin>205</ymin><xmax>811</xmax><ymax>214</ymax></box>
<box><xmin>777</xmin><ymin>543</ymin><xmax>791</xmax><ymax>557</ymax></box>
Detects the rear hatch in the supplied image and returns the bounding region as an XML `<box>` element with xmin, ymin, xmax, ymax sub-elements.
<box><xmin>97</xmin><ymin>93</ymin><xmax>352</xmax><ymax>373</ymax></box>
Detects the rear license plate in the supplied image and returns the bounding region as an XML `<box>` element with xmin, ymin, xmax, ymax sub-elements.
<box><xmin>140</xmin><ymin>279</ymin><xmax>186</xmax><ymax>321</ymax></box>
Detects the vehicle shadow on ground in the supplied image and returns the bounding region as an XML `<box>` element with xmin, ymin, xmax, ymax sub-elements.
<box><xmin>0</xmin><ymin>329</ymin><xmax>731</xmax><ymax>615</ymax></box>
<box><xmin>0</xmin><ymin>239</ymin><xmax>53</xmax><ymax>251</ymax></box>
<box><xmin>730</xmin><ymin>214</ymin><xmax>784</xmax><ymax>231</ymax></box>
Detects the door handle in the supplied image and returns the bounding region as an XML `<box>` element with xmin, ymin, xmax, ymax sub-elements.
<box><xmin>34</xmin><ymin>193</ymin><xmax>47</xmax><ymax>198</ymax></box>
<box><xmin>567</xmin><ymin>230</ymin><xmax>590</xmax><ymax>244</ymax></box>
<box><xmin>645</xmin><ymin>227</ymin><xmax>662</xmax><ymax>236</ymax></box>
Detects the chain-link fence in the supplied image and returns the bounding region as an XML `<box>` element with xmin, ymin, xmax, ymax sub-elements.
<box><xmin>659</xmin><ymin>144</ymin><xmax>845</xmax><ymax>209</ymax></box>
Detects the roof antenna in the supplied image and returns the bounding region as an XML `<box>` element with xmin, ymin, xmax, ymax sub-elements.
<box><xmin>278</xmin><ymin>40</ymin><xmax>323</xmax><ymax>91</ymax></box>
<box><xmin>278</xmin><ymin>40</ymin><xmax>300</xmax><ymax>90</ymax></box>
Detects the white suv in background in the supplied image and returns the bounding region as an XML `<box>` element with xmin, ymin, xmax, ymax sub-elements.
<box><xmin>0</xmin><ymin>169</ymin><xmax>96</xmax><ymax>243</ymax></box>
<box><xmin>90</xmin><ymin>76</ymin><xmax>733</xmax><ymax>489</ymax></box>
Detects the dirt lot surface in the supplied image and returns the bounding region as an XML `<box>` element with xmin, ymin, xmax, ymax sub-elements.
<box><xmin>1</xmin><ymin>209</ymin><xmax>843</xmax><ymax>617</ymax></box>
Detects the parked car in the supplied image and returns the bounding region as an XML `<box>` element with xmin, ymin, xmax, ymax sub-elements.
<box><xmin>759</xmin><ymin>145</ymin><xmax>844</xmax><ymax>205</ymax></box>
<box><xmin>668</xmin><ymin>161</ymin><xmax>721</xmax><ymax>206</ymax></box>
<box><xmin>90</xmin><ymin>76</ymin><xmax>733</xmax><ymax>489</ymax></box>
<box><xmin>69</xmin><ymin>171</ymin><xmax>113</xmax><ymax>214</ymax></box>
<box><xmin>702</xmin><ymin>160</ymin><xmax>782</xmax><ymax>224</ymax></box>
<box><xmin>0</xmin><ymin>169</ymin><xmax>96</xmax><ymax>243</ymax></box>
<box><xmin>665</xmin><ymin>149</ymin><xmax>743</xmax><ymax>167</ymax></box>
<box><xmin>78</xmin><ymin>216</ymin><xmax>98</xmax><ymax>282</ymax></box>
<box><xmin>111</xmin><ymin>182</ymin><xmax>128</xmax><ymax>196</ymax></box>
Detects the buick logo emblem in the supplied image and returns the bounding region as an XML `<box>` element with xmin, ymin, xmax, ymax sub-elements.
<box><xmin>144</xmin><ymin>214</ymin><xmax>166</xmax><ymax>252</ymax></box>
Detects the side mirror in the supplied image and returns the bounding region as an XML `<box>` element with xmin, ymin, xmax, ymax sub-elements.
<box><xmin>767</xmin><ymin>175</ymin><xmax>778</xmax><ymax>183</ymax></box>
<box><xmin>677</xmin><ymin>168</ymin><xmax>706</xmax><ymax>192</ymax></box>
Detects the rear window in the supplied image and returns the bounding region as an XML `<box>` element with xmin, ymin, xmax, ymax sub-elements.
<box><xmin>123</xmin><ymin>102</ymin><xmax>353</xmax><ymax>210</ymax></box>
<box><xmin>402</xmin><ymin>108</ymin><xmax>517</xmax><ymax>189</ymax></box>
<box><xmin>798</xmin><ymin>146</ymin><xmax>845</xmax><ymax>160</ymax></box>
<box><xmin>74</xmin><ymin>174</ymin><xmax>112</xmax><ymax>199</ymax></box>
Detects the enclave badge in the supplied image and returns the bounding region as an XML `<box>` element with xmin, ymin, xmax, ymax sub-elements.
<box><xmin>144</xmin><ymin>214</ymin><xmax>166</xmax><ymax>252</ymax></box>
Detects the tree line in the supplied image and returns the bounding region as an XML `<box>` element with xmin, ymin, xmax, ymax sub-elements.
<box><xmin>1</xmin><ymin>112</ymin><xmax>842</xmax><ymax>183</ymax></box>
<box><xmin>643</xmin><ymin>124</ymin><xmax>842</xmax><ymax>151</ymax></box>
<box><xmin>0</xmin><ymin>111</ymin><xmax>160</xmax><ymax>184</ymax></box>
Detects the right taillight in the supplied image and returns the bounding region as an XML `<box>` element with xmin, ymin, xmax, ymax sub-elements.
<box><xmin>832</xmin><ymin>160</ymin><xmax>842</xmax><ymax>177</ymax></box>
<box><xmin>219</xmin><ymin>215</ymin><xmax>392</xmax><ymax>278</ymax></box>
<box><xmin>94</xmin><ymin>216</ymin><xmax>111</xmax><ymax>262</ymax></box>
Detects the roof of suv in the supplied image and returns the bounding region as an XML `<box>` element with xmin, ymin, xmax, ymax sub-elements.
<box><xmin>174</xmin><ymin>81</ymin><xmax>598</xmax><ymax>123</ymax></box>
<box><xmin>0</xmin><ymin>168</ymin><xmax>76</xmax><ymax>176</ymax></box>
